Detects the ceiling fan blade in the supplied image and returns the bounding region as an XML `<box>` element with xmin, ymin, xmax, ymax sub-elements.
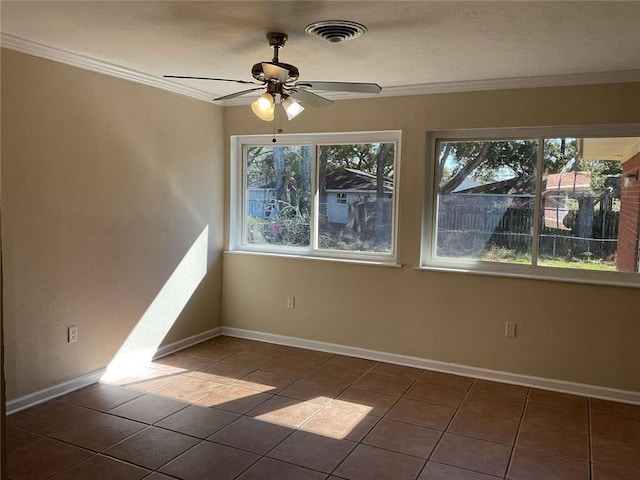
<box><xmin>295</xmin><ymin>81</ymin><xmax>382</xmax><ymax>94</ymax></box>
<box><xmin>288</xmin><ymin>88</ymin><xmax>333</xmax><ymax>108</ymax></box>
<box><xmin>164</xmin><ymin>75</ymin><xmax>262</xmax><ymax>86</ymax></box>
<box><xmin>213</xmin><ymin>87</ymin><xmax>265</xmax><ymax>102</ymax></box>
<box><xmin>261</xmin><ymin>62</ymin><xmax>289</xmax><ymax>83</ymax></box>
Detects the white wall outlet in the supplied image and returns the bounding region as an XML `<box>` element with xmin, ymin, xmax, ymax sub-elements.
<box><xmin>287</xmin><ymin>296</ymin><xmax>296</xmax><ymax>309</ymax></box>
<box><xmin>505</xmin><ymin>322</ymin><xmax>517</xmax><ymax>338</ymax></box>
<box><xmin>68</xmin><ymin>325</ymin><xmax>78</xmax><ymax>343</ymax></box>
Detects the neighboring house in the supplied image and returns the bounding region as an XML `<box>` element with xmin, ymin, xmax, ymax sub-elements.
<box><xmin>543</xmin><ymin>171</ymin><xmax>592</xmax><ymax>230</ymax></box>
<box><xmin>324</xmin><ymin>168</ymin><xmax>393</xmax><ymax>224</ymax></box>
<box><xmin>247</xmin><ymin>168</ymin><xmax>394</xmax><ymax>225</ymax></box>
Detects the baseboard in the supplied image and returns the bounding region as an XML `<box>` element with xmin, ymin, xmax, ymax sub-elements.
<box><xmin>6</xmin><ymin>327</ymin><xmax>222</xmax><ymax>415</ymax></box>
<box><xmin>222</xmin><ymin>326</ymin><xmax>640</xmax><ymax>406</ymax></box>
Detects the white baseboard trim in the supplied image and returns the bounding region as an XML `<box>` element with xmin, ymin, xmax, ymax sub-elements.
<box><xmin>153</xmin><ymin>326</ymin><xmax>223</xmax><ymax>360</ymax></box>
<box><xmin>6</xmin><ymin>327</ymin><xmax>222</xmax><ymax>415</ymax></box>
<box><xmin>222</xmin><ymin>327</ymin><xmax>640</xmax><ymax>406</ymax></box>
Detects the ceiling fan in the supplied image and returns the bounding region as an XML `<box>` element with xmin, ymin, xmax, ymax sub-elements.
<box><xmin>164</xmin><ymin>32</ymin><xmax>382</xmax><ymax>121</ymax></box>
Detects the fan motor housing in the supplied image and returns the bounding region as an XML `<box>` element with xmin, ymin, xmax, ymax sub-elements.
<box><xmin>252</xmin><ymin>62</ymin><xmax>299</xmax><ymax>83</ymax></box>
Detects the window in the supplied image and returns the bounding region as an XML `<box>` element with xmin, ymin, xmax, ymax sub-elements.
<box><xmin>422</xmin><ymin>126</ymin><xmax>640</xmax><ymax>286</ymax></box>
<box><xmin>232</xmin><ymin>131</ymin><xmax>400</xmax><ymax>262</ymax></box>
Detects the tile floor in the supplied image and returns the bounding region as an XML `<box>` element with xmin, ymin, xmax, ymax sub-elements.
<box><xmin>7</xmin><ymin>335</ymin><xmax>640</xmax><ymax>479</ymax></box>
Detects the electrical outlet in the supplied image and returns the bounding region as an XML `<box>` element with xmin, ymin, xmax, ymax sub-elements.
<box><xmin>505</xmin><ymin>322</ymin><xmax>517</xmax><ymax>338</ymax></box>
<box><xmin>287</xmin><ymin>296</ymin><xmax>296</xmax><ymax>309</ymax></box>
<box><xmin>68</xmin><ymin>325</ymin><xmax>78</xmax><ymax>343</ymax></box>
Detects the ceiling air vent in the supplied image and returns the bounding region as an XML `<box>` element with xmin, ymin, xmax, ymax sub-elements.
<box><xmin>305</xmin><ymin>20</ymin><xmax>367</xmax><ymax>43</ymax></box>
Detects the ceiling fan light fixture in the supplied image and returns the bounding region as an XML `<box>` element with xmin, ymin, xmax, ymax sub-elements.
<box><xmin>251</xmin><ymin>93</ymin><xmax>275</xmax><ymax>121</ymax></box>
<box><xmin>282</xmin><ymin>96</ymin><xmax>305</xmax><ymax>120</ymax></box>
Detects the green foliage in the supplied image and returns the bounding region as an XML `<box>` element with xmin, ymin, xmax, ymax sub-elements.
<box><xmin>320</xmin><ymin>143</ymin><xmax>395</xmax><ymax>178</ymax></box>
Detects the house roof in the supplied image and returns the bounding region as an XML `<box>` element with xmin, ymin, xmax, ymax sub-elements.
<box><xmin>325</xmin><ymin>168</ymin><xmax>393</xmax><ymax>193</ymax></box>
<box><xmin>544</xmin><ymin>172</ymin><xmax>591</xmax><ymax>193</ymax></box>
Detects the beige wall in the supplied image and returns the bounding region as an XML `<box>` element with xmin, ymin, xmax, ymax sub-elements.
<box><xmin>1</xmin><ymin>49</ymin><xmax>225</xmax><ymax>400</ymax></box>
<box><xmin>223</xmin><ymin>83</ymin><xmax>640</xmax><ymax>392</ymax></box>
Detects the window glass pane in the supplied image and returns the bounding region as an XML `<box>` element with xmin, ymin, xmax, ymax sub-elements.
<box><xmin>435</xmin><ymin>139</ymin><xmax>538</xmax><ymax>263</ymax></box>
<box><xmin>538</xmin><ymin>137</ymin><xmax>624</xmax><ymax>271</ymax></box>
<box><xmin>245</xmin><ymin>145</ymin><xmax>312</xmax><ymax>247</ymax></box>
<box><xmin>317</xmin><ymin>143</ymin><xmax>395</xmax><ymax>253</ymax></box>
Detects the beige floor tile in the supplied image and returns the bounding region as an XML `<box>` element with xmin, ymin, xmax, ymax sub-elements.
<box><xmin>49</xmin><ymin>454</ymin><xmax>150</xmax><ymax>480</ymax></box>
<box><xmin>419</xmin><ymin>461</ymin><xmax>502</xmax><ymax>479</ymax></box>
<box><xmin>151</xmin><ymin>375</ymin><xmax>226</xmax><ymax>403</ymax></box>
<box><xmin>179</xmin><ymin>342</ymin><xmax>240</xmax><ymax>361</ymax></box>
<box><xmin>52</xmin><ymin>413</ymin><xmax>146</xmax><ymax>452</ymax></box>
<box><xmin>448</xmin><ymin>409</ymin><xmax>519</xmax><ymax>445</ymax></box>
<box><xmin>6</xmin><ymin>426</ymin><xmax>41</xmax><ymax>454</ymax></box>
<box><xmin>154</xmin><ymin>404</ymin><xmax>240</xmax><ymax>438</ymax></box>
<box><xmin>262</xmin><ymin>356</ymin><xmax>327</xmax><ymax>376</ymax></box>
<box><xmin>8</xmin><ymin>400</ymin><xmax>100</xmax><ymax>436</ymax></box>
<box><xmin>149</xmin><ymin>353</ymin><xmax>216</xmax><ymax>373</ymax></box>
<box><xmin>186</xmin><ymin>361</ymin><xmax>258</xmax><ymax>384</ymax></box>
<box><xmin>461</xmin><ymin>390</ymin><xmax>525</xmax><ymax>419</ymax></box>
<box><xmin>305</xmin><ymin>363</ymin><xmax>368</xmax><ymax>386</ymax></box>
<box><xmin>516</xmin><ymin>421</ymin><xmax>589</xmax><ymax>460</ymax></box>
<box><xmin>523</xmin><ymin>401</ymin><xmax>588</xmax><ymax>433</ymax></box>
<box><xmin>591</xmin><ymin>434</ymin><xmax>640</xmax><ymax>471</ymax></box>
<box><xmin>160</xmin><ymin>441</ymin><xmax>259</xmax><ymax>480</ymax></box>
<box><xmin>385</xmin><ymin>398</ymin><xmax>455</xmax><ymax>430</ymax></box>
<box><xmin>195</xmin><ymin>385</ymin><xmax>273</xmax><ymax>413</ymax></box>
<box><xmin>223</xmin><ymin>349</ymin><xmax>281</xmax><ymax>368</ymax></box>
<box><xmin>279</xmin><ymin>378</ymin><xmax>346</xmax><ymax>404</ymax></box>
<box><xmin>323</xmin><ymin>355</ymin><xmax>376</xmax><ymax>371</ymax></box>
<box><xmin>419</xmin><ymin>371</ymin><xmax>474</xmax><ymax>392</ymax></box>
<box><xmin>301</xmin><ymin>406</ymin><xmax>378</xmax><ymax>441</ymax></box>
<box><xmin>528</xmin><ymin>389</ymin><xmax>588</xmax><ymax>410</ymax></box>
<box><xmin>267</xmin><ymin>430</ymin><xmax>355</xmax><ymax>473</ymax></box>
<box><xmin>404</xmin><ymin>380</ymin><xmax>468</xmax><ymax>408</ymax></box>
<box><xmin>108</xmin><ymin>394</ymin><xmax>189</xmax><ymax>425</ymax></box>
<box><xmin>104</xmin><ymin>426</ymin><xmax>199</xmax><ymax>470</ymax></box>
<box><xmin>507</xmin><ymin>448</ymin><xmax>589</xmax><ymax>480</ymax></box>
<box><xmin>590</xmin><ymin>398</ymin><xmax>640</xmax><ymax>421</ymax></box>
<box><xmin>431</xmin><ymin>433</ymin><xmax>511</xmax><ymax>477</ymax></box>
<box><xmin>334</xmin><ymin>444</ymin><xmax>425</xmax><ymax>480</ymax></box>
<box><xmin>353</xmin><ymin>372</ymin><xmax>414</xmax><ymax>396</ymax></box>
<box><xmin>592</xmin><ymin>463</ymin><xmax>640</xmax><ymax>480</ymax></box>
<box><xmin>371</xmin><ymin>363</ymin><xmax>424</xmax><ymax>379</ymax></box>
<box><xmin>363</xmin><ymin>418</ymin><xmax>440</xmax><ymax>457</ymax></box>
<box><xmin>59</xmin><ymin>383</ymin><xmax>144</xmax><ymax>412</ymax></box>
<box><xmin>330</xmin><ymin>386</ymin><xmax>399</xmax><ymax>417</ymax></box>
<box><xmin>471</xmin><ymin>380</ymin><xmax>528</xmax><ymax>400</ymax></box>
<box><xmin>248</xmin><ymin>396</ymin><xmax>324</xmax><ymax>428</ymax></box>
<box><xmin>591</xmin><ymin>412</ymin><xmax>640</xmax><ymax>444</ymax></box>
<box><xmin>237</xmin><ymin>457</ymin><xmax>326</xmax><ymax>480</ymax></box>
<box><xmin>233</xmin><ymin>369</ymin><xmax>299</xmax><ymax>393</ymax></box>
<box><xmin>209</xmin><ymin>416</ymin><xmax>293</xmax><ymax>454</ymax></box>
<box><xmin>8</xmin><ymin>437</ymin><xmax>92</xmax><ymax>480</ymax></box>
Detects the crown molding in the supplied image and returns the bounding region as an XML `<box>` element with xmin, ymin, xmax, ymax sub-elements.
<box><xmin>0</xmin><ymin>33</ymin><xmax>214</xmax><ymax>103</ymax></box>
<box><xmin>2</xmin><ymin>33</ymin><xmax>640</xmax><ymax>107</ymax></box>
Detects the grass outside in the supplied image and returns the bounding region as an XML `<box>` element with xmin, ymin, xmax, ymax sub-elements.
<box><xmin>480</xmin><ymin>245</ymin><xmax>616</xmax><ymax>271</ymax></box>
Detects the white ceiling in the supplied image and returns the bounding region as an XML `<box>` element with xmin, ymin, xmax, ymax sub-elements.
<box><xmin>2</xmin><ymin>1</ymin><xmax>640</xmax><ymax>104</ymax></box>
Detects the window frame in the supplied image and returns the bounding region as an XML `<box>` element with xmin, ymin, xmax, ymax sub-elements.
<box><xmin>230</xmin><ymin>131</ymin><xmax>401</xmax><ymax>264</ymax></box>
<box><xmin>421</xmin><ymin>124</ymin><xmax>640</xmax><ymax>288</ymax></box>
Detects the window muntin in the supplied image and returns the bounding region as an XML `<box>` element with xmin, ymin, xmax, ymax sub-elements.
<box><xmin>424</xmin><ymin>127</ymin><xmax>640</xmax><ymax>284</ymax></box>
<box><xmin>234</xmin><ymin>132</ymin><xmax>400</xmax><ymax>262</ymax></box>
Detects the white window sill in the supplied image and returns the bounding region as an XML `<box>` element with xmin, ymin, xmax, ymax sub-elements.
<box><xmin>415</xmin><ymin>264</ymin><xmax>640</xmax><ymax>289</ymax></box>
<box><xmin>225</xmin><ymin>249</ymin><xmax>403</xmax><ymax>268</ymax></box>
